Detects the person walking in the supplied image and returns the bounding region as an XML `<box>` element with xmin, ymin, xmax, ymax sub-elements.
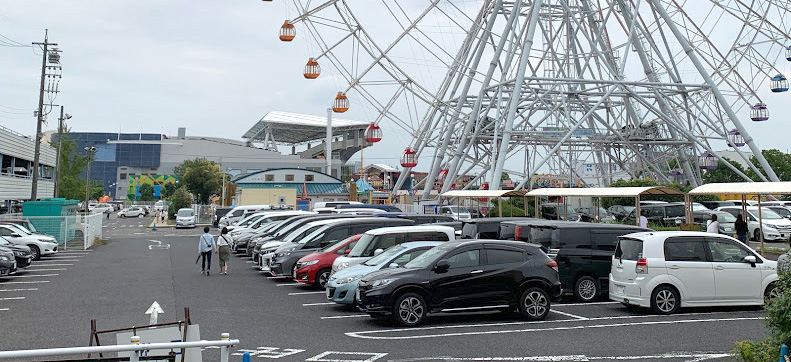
<box><xmin>706</xmin><ymin>213</ymin><xmax>720</xmax><ymax>234</ymax></box>
<box><xmin>639</xmin><ymin>211</ymin><xmax>648</xmax><ymax>229</ymax></box>
<box><xmin>198</xmin><ymin>226</ymin><xmax>216</xmax><ymax>276</ymax></box>
<box><xmin>216</xmin><ymin>227</ymin><xmax>231</xmax><ymax>275</ymax></box>
<box><xmin>734</xmin><ymin>214</ymin><xmax>748</xmax><ymax>243</ymax></box>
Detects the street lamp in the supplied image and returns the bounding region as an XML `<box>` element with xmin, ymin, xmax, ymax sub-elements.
<box><xmin>83</xmin><ymin>146</ymin><xmax>96</xmax><ymax>211</ymax></box>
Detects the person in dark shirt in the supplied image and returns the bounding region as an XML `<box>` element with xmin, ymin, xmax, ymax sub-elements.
<box><xmin>734</xmin><ymin>214</ymin><xmax>748</xmax><ymax>243</ymax></box>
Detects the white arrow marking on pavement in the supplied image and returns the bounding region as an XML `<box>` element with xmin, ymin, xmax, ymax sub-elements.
<box><xmin>145</xmin><ymin>301</ymin><xmax>164</xmax><ymax>325</ymax></box>
<box><xmin>148</xmin><ymin>240</ymin><xmax>171</xmax><ymax>250</ymax></box>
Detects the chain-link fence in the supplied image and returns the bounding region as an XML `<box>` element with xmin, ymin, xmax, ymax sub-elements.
<box><xmin>0</xmin><ymin>213</ymin><xmax>103</xmax><ymax>250</ymax></box>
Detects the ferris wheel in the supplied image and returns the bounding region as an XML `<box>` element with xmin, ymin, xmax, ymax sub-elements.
<box><xmin>265</xmin><ymin>0</ymin><xmax>791</xmax><ymax>199</ymax></box>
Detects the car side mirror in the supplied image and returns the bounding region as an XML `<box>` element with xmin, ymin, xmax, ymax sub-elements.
<box><xmin>743</xmin><ymin>255</ymin><xmax>757</xmax><ymax>266</ymax></box>
<box><xmin>344</xmin><ymin>249</ymin><xmax>351</xmax><ymax>254</ymax></box>
<box><xmin>433</xmin><ymin>259</ymin><xmax>450</xmax><ymax>273</ymax></box>
<box><xmin>388</xmin><ymin>263</ymin><xmax>399</xmax><ymax>269</ymax></box>
<box><xmin>373</xmin><ymin>248</ymin><xmax>384</xmax><ymax>256</ymax></box>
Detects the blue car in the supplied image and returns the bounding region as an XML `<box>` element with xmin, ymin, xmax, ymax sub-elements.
<box><xmin>325</xmin><ymin>241</ymin><xmax>443</xmax><ymax>305</ymax></box>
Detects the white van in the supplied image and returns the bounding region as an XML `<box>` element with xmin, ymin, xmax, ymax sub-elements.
<box><xmin>312</xmin><ymin>201</ymin><xmax>363</xmax><ymax>213</ymax></box>
<box><xmin>332</xmin><ymin>225</ymin><xmax>456</xmax><ymax>273</ymax></box>
<box><xmin>440</xmin><ymin>206</ymin><xmax>472</xmax><ymax>221</ymax></box>
<box><xmin>716</xmin><ymin>206</ymin><xmax>791</xmax><ymax>241</ymax></box>
<box><xmin>219</xmin><ymin>205</ymin><xmax>272</xmax><ymax>227</ymax></box>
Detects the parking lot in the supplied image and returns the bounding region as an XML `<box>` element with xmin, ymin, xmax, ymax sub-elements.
<box><xmin>0</xmin><ymin>216</ymin><xmax>768</xmax><ymax>362</ymax></box>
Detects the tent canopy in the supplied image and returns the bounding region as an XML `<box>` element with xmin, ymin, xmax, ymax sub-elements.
<box><xmin>526</xmin><ymin>186</ymin><xmax>684</xmax><ymax>198</ymax></box>
<box><xmin>687</xmin><ymin>182</ymin><xmax>791</xmax><ymax>195</ymax></box>
<box><xmin>440</xmin><ymin>190</ymin><xmax>527</xmax><ymax>198</ymax></box>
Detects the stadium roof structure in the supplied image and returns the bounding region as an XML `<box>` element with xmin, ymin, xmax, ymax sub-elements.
<box><xmin>243</xmin><ymin>111</ymin><xmax>370</xmax><ymax>146</ymax></box>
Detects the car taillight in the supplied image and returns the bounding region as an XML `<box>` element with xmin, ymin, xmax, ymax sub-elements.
<box><xmin>636</xmin><ymin>258</ymin><xmax>648</xmax><ymax>274</ymax></box>
<box><xmin>546</xmin><ymin>260</ymin><xmax>558</xmax><ymax>272</ymax></box>
<box><xmin>515</xmin><ymin>226</ymin><xmax>522</xmax><ymax>240</ymax></box>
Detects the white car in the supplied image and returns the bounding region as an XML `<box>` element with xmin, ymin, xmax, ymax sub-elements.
<box><xmin>175</xmin><ymin>208</ymin><xmax>196</xmax><ymax>228</ymax></box>
<box><xmin>0</xmin><ymin>223</ymin><xmax>58</xmax><ymax>260</ymax></box>
<box><xmin>154</xmin><ymin>200</ymin><xmax>165</xmax><ymax>211</ymax></box>
<box><xmin>440</xmin><ymin>206</ymin><xmax>472</xmax><ymax>220</ymax></box>
<box><xmin>609</xmin><ymin>231</ymin><xmax>778</xmax><ymax>314</ymax></box>
<box><xmin>89</xmin><ymin>203</ymin><xmax>114</xmax><ymax>214</ymax></box>
<box><xmin>117</xmin><ymin>206</ymin><xmax>146</xmax><ymax>218</ymax></box>
<box><xmin>716</xmin><ymin>206</ymin><xmax>791</xmax><ymax>241</ymax></box>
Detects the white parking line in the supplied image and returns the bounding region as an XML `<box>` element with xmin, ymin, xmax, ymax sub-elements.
<box><xmin>321</xmin><ymin>314</ymin><xmax>369</xmax><ymax>320</ymax></box>
<box><xmin>35</xmin><ymin>260</ymin><xmax>80</xmax><ymax>263</ymax></box>
<box><xmin>0</xmin><ymin>288</ymin><xmax>38</xmax><ymax>292</ymax></box>
<box><xmin>306</xmin><ymin>351</ymin><xmax>388</xmax><ymax>362</ymax></box>
<box><xmin>0</xmin><ymin>280</ymin><xmax>49</xmax><ymax>284</ymax></box>
<box><xmin>276</xmin><ymin>283</ymin><xmax>302</xmax><ymax>287</ymax></box>
<box><xmin>12</xmin><ymin>273</ymin><xmax>58</xmax><ymax>278</ymax></box>
<box><xmin>346</xmin><ymin>315</ymin><xmax>763</xmax><ymax>340</ymax></box>
<box><xmin>53</xmin><ymin>252</ymin><xmax>90</xmax><ymax>255</ymax></box>
<box><xmin>0</xmin><ymin>308</ymin><xmax>8</xmax><ymax>311</ymax></box>
<box><xmin>27</xmin><ymin>264</ymin><xmax>72</xmax><ymax>267</ymax></box>
<box><xmin>0</xmin><ymin>297</ymin><xmax>25</xmax><ymax>301</ymax></box>
<box><xmin>303</xmin><ymin>302</ymin><xmax>335</xmax><ymax>306</ymax></box>
<box><xmin>289</xmin><ymin>291</ymin><xmax>326</xmax><ymax>296</ymax></box>
<box><xmin>550</xmin><ymin>310</ymin><xmax>589</xmax><ymax>320</ymax></box>
<box><xmin>556</xmin><ymin>301</ymin><xmax>619</xmax><ymax>307</ymax></box>
<box><xmin>23</xmin><ymin>269</ymin><xmax>67</xmax><ymax>272</ymax></box>
<box><xmin>385</xmin><ymin>352</ymin><xmax>731</xmax><ymax>361</ymax></box>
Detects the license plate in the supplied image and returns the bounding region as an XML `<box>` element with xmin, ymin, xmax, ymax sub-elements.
<box><xmin>326</xmin><ymin>288</ymin><xmax>332</xmax><ymax>298</ymax></box>
<box><xmin>615</xmin><ymin>284</ymin><xmax>626</xmax><ymax>294</ymax></box>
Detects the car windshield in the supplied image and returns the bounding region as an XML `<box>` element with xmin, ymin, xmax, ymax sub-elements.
<box><xmin>447</xmin><ymin>206</ymin><xmax>469</xmax><ymax>213</ymax></box>
<box><xmin>298</xmin><ymin>224</ymin><xmax>333</xmax><ymax>244</ymax></box>
<box><xmin>258</xmin><ymin>220</ymin><xmax>284</xmax><ymax>232</ymax></box>
<box><xmin>750</xmin><ymin>208</ymin><xmax>784</xmax><ymax>220</ymax></box>
<box><xmin>771</xmin><ymin>208</ymin><xmax>791</xmax><ymax>217</ymax></box>
<box><xmin>404</xmin><ymin>244</ymin><xmax>452</xmax><ymax>269</ymax></box>
<box><xmin>0</xmin><ymin>237</ymin><xmax>10</xmax><ymax>246</ymax></box>
<box><xmin>712</xmin><ymin>211</ymin><xmax>736</xmax><ymax>223</ymax></box>
<box><xmin>5</xmin><ymin>224</ymin><xmax>31</xmax><ymax>235</ymax></box>
<box><xmin>238</xmin><ymin>214</ymin><xmax>263</xmax><ymax>226</ymax></box>
<box><xmin>177</xmin><ymin>209</ymin><xmax>193</xmax><ymax>217</ymax></box>
<box><xmin>348</xmin><ymin>234</ymin><xmax>376</xmax><ymax>257</ymax></box>
<box><xmin>22</xmin><ymin>222</ymin><xmax>36</xmax><ymax>233</ymax></box>
<box><xmin>363</xmin><ymin>245</ymin><xmax>407</xmax><ymax>266</ymax></box>
<box><xmin>284</xmin><ymin>224</ymin><xmax>323</xmax><ymax>243</ymax></box>
<box><xmin>321</xmin><ymin>235</ymin><xmax>356</xmax><ymax>253</ymax></box>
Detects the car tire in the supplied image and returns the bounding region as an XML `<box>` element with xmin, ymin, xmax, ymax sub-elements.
<box><xmin>121</xmin><ymin>215</ymin><xmax>127</xmax><ymax>219</ymax></box>
<box><xmin>518</xmin><ymin>287</ymin><xmax>550</xmax><ymax>321</ymax></box>
<box><xmin>765</xmin><ymin>282</ymin><xmax>781</xmax><ymax>303</ymax></box>
<box><xmin>29</xmin><ymin>245</ymin><xmax>41</xmax><ymax>261</ymax></box>
<box><xmin>754</xmin><ymin>229</ymin><xmax>761</xmax><ymax>241</ymax></box>
<box><xmin>314</xmin><ymin>268</ymin><xmax>331</xmax><ymax>289</ymax></box>
<box><xmin>650</xmin><ymin>286</ymin><xmax>680</xmax><ymax>315</ymax></box>
<box><xmin>574</xmin><ymin>276</ymin><xmax>600</xmax><ymax>302</ymax></box>
<box><xmin>392</xmin><ymin>292</ymin><xmax>427</xmax><ymax>326</ymax></box>
<box><xmin>137</xmin><ymin>214</ymin><xmax>143</xmax><ymax>218</ymax></box>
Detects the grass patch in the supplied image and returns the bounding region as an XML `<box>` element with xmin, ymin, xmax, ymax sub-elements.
<box><xmin>93</xmin><ymin>236</ymin><xmax>105</xmax><ymax>246</ymax></box>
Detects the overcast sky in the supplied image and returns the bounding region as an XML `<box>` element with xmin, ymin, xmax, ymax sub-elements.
<box><xmin>1</xmin><ymin>1</ymin><xmax>789</xmax><ymax>175</ymax></box>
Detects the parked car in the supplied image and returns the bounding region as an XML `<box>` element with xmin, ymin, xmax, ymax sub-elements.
<box><xmin>765</xmin><ymin>206</ymin><xmax>791</xmax><ymax>220</ymax></box>
<box><xmin>577</xmin><ymin>207</ymin><xmax>615</xmax><ymax>222</ymax></box>
<box><xmin>154</xmin><ymin>200</ymin><xmax>165</xmax><ymax>212</ymax></box>
<box><xmin>607</xmin><ymin>205</ymin><xmax>635</xmax><ymax>221</ymax></box>
<box><xmin>213</xmin><ymin>207</ymin><xmax>232</xmax><ymax>228</ymax></box>
<box><xmin>763</xmin><ymin>201</ymin><xmax>791</xmax><ymax>208</ymax></box>
<box><xmin>460</xmin><ymin>217</ymin><xmax>534</xmax><ymax>239</ymax></box>
<box><xmin>326</xmin><ymin>241</ymin><xmax>442</xmax><ymax>305</ymax></box>
<box><xmin>332</xmin><ymin>208</ymin><xmax>388</xmax><ymax>215</ymax></box>
<box><xmin>294</xmin><ymin>234</ymin><xmax>363</xmax><ymax>288</ymax></box>
<box><xmin>698</xmin><ymin>200</ymin><xmax>737</xmax><ymax>210</ymax></box>
<box><xmin>625</xmin><ymin>202</ymin><xmax>685</xmax><ymax>226</ymax></box>
<box><xmin>219</xmin><ymin>205</ymin><xmax>272</xmax><ymax>227</ymax></box>
<box><xmin>0</xmin><ymin>219</ymin><xmax>41</xmax><ymax>235</ymax></box>
<box><xmin>89</xmin><ymin>203</ymin><xmax>114</xmax><ymax>215</ymax></box>
<box><xmin>231</xmin><ymin>211</ymin><xmax>315</xmax><ymax>254</ymax></box>
<box><xmin>253</xmin><ymin>215</ymin><xmax>354</xmax><ymax>265</ymax></box>
<box><xmin>0</xmin><ymin>237</ymin><xmax>33</xmax><ymax>268</ymax></box>
<box><xmin>333</xmin><ymin>225</ymin><xmax>455</xmax><ymax>273</ymax></box>
<box><xmin>540</xmin><ymin>203</ymin><xmax>581</xmax><ymax>221</ymax></box>
<box><xmin>117</xmin><ymin>206</ymin><xmax>146</xmax><ymax>218</ymax></box>
<box><xmin>336</xmin><ymin>204</ymin><xmax>403</xmax><ymax>212</ymax></box>
<box><xmin>691</xmin><ymin>210</ymin><xmax>737</xmax><ymax>235</ymax></box>
<box><xmin>0</xmin><ymin>247</ymin><xmax>17</xmax><ymax>275</ymax></box>
<box><xmin>609</xmin><ymin>231</ymin><xmax>778</xmax><ymax>314</ymax></box>
<box><xmin>716</xmin><ymin>206</ymin><xmax>791</xmax><ymax>241</ymax></box>
<box><xmin>268</xmin><ymin>218</ymin><xmax>415</xmax><ymax>278</ymax></box>
<box><xmin>0</xmin><ymin>223</ymin><xmax>58</xmax><ymax>260</ymax></box>
<box><xmin>726</xmin><ymin>200</ymin><xmax>758</xmax><ymax>207</ymax></box>
<box><xmin>356</xmin><ymin>239</ymin><xmax>562</xmax><ymax>326</ymax></box>
<box><xmin>175</xmin><ymin>208</ymin><xmax>196</xmax><ymax>228</ymax></box>
<box><xmin>439</xmin><ymin>206</ymin><xmax>472</xmax><ymax>221</ymax></box>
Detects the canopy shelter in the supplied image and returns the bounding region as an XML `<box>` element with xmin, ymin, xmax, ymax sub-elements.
<box><xmin>440</xmin><ymin>190</ymin><xmax>528</xmax><ymax>217</ymax></box>
<box><xmin>525</xmin><ymin>186</ymin><xmax>685</xmax><ymax>224</ymax></box>
<box><xmin>687</xmin><ymin>182</ymin><xmax>791</xmax><ymax>252</ymax></box>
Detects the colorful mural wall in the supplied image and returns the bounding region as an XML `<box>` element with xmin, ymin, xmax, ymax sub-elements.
<box><xmin>128</xmin><ymin>174</ymin><xmax>178</xmax><ymax>199</ymax></box>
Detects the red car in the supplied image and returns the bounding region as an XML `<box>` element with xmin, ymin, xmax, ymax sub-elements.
<box><xmin>294</xmin><ymin>234</ymin><xmax>361</xmax><ymax>288</ymax></box>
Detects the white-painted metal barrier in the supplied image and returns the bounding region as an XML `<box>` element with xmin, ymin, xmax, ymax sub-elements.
<box><xmin>0</xmin><ymin>333</ymin><xmax>238</xmax><ymax>361</ymax></box>
<box><xmin>83</xmin><ymin>213</ymin><xmax>103</xmax><ymax>250</ymax></box>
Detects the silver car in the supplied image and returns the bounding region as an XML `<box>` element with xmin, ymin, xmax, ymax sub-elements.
<box><xmin>175</xmin><ymin>208</ymin><xmax>196</xmax><ymax>228</ymax></box>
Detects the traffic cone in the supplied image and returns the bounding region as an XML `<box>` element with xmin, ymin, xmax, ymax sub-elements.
<box><xmin>152</xmin><ymin>219</ymin><xmax>157</xmax><ymax>231</ymax></box>
<box><xmin>243</xmin><ymin>352</ymin><xmax>251</xmax><ymax>362</ymax></box>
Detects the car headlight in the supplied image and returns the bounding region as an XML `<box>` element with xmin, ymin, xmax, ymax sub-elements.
<box><xmin>13</xmin><ymin>251</ymin><xmax>24</xmax><ymax>257</ymax></box>
<box><xmin>39</xmin><ymin>239</ymin><xmax>55</xmax><ymax>244</ymax></box>
<box><xmin>337</xmin><ymin>275</ymin><xmax>362</xmax><ymax>284</ymax></box>
<box><xmin>371</xmin><ymin>278</ymin><xmax>395</xmax><ymax>288</ymax></box>
<box><xmin>302</xmin><ymin>260</ymin><xmax>318</xmax><ymax>266</ymax></box>
<box><xmin>337</xmin><ymin>262</ymin><xmax>350</xmax><ymax>271</ymax></box>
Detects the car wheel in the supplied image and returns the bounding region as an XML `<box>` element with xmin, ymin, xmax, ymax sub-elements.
<box><xmin>574</xmin><ymin>276</ymin><xmax>600</xmax><ymax>302</ymax></box>
<box><xmin>765</xmin><ymin>282</ymin><xmax>781</xmax><ymax>303</ymax></box>
<box><xmin>518</xmin><ymin>287</ymin><xmax>550</xmax><ymax>321</ymax></box>
<box><xmin>754</xmin><ymin>229</ymin><xmax>761</xmax><ymax>241</ymax></box>
<box><xmin>650</xmin><ymin>286</ymin><xmax>680</xmax><ymax>315</ymax></box>
<box><xmin>121</xmin><ymin>215</ymin><xmax>127</xmax><ymax>219</ymax></box>
<box><xmin>137</xmin><ymin>214</ymin><xmax>143</xmax><ymax>218</ymax></box>
<box><xmin>392</xmin><ymin>292</ymin><xmax>427</xmax><ymax>326</ymax></box>
<box><xmin>314</xmin><ymin>268</ymin><xmax>331</xmax><ymax>289</ymax></box>
<box><xmin>29</xmin><ymin>245</ymin><xmax>41</xmax><ymax>261</ymax></box>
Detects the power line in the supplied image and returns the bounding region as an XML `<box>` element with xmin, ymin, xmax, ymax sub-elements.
<box><xmin>0</xmin><ymin>32</ymin><xmax>30</xmax><ymax>47</ymax></box>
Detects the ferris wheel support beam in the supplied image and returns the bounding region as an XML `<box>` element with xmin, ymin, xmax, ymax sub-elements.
<box><xmin>647</xmin><ymin>0</ymin><xmax>779</xmax><ymax>182</ymax></box>
<box><xmin>491</xmin><ymin>0</ymin><xmax>545</xmax><ymax>191</ymax></box>
<box><xmin>420</xmin><ymin>0</ymin><xmax>506</xmax><ymax>200</ymax></box>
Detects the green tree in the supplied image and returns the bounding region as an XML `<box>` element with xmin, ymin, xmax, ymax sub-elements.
<box><xmin>49</xmin><ymin>132</ymin><xmax>89</xmax><ymax>200</ymax></box>
<box><xmin>161</xmin><ymin>183</ymin><xmax>177</xmax><ymax>199</ymax></box>
<box><xmin>174</xmin><ymin>158</ymin><xmax>223</xmax><ymax>204</ymax></box>
<box><xmin>138</xmin><ymin>184</ymin><xmax>154</xmax><ymax>201</ymax></box>
<box><xmin>747</xmin><ymin>149</ymin><xmax>791</xmax><ymax>181</ymax></box>
<box><xmin>167</xmin><ymin>187</ymin><xmax>192</xmax><ymax>219</ymax></box>
<box><xmin>702</xmin><ymin>158</ymin><xmax>751</xmax><ymax>183</ymax></box>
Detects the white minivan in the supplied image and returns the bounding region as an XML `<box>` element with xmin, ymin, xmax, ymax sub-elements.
<box><xmin>716</xmin><ymin>206</ymin><xmax>791</xmax><ymax>241</ymax></box>
<box><xmin>609</xmin><ymin>231</ymin><xmax>778</xmax><ymax>314</ymax></box>
<box><xmin>219</xmin><ymin>205</ymin><xmax>271</xmax><ymax>227</ymax></box>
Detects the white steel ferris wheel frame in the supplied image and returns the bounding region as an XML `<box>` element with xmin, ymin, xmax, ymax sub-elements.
<box><xmin>277</xmin><ymin>0</ymin><xmax>789</xmax><ymax>200</ymax></box>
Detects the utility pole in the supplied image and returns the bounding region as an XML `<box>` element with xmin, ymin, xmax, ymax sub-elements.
<box><xmin>84</xmin><ymin>146</ymin><xmax>96</xmax><ymax>210</ymax></box>
<box><xmin>54</xmin><ymin>106</ymin><xmax>68</xmax><ymax>198</ymax></box>
<box><xmin>31</xmin><ymin>30</ymin><xmax>60</xmax><ymax>200</ymax></box>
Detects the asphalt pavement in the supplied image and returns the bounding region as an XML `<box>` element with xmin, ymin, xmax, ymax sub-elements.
<box><xmin>0</xmin><ymin>216</ymin><xmax>769</xmax><ymax>362</ymax></box>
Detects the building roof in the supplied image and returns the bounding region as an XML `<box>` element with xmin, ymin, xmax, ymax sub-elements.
<box><xmin>526</xmin><ymin>186</ymin><xmax>684</xmax><ymax>198</ymax></box>
<box><xmin>238</xmin><ymin>183</ymin><xmax>346</xmax><ymax>195</ymax></box>
<box><xmin>243</xmin><ymin>111</ymin><xmax>369</xmax><ymax>145</ymax></box>
<box><xmin>365</xmin><ymin>164</ymin><xmax>399</xmax><ymax>173</ymax></box>
<box><xmin>688</xmin><ymin>182</ymin><xmax>791</xmax><ymax>195</ymax></box>
<box><xmin>355</xmin><ymin>179</ymin><xmax>375</xmax><ymax>192</ymax></box>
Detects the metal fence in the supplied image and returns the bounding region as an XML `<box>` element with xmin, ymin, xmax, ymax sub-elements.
<box><xmin>82</xmin><ymin>213</ymin><xmax>103</xmax><ymax>250</ymax></box>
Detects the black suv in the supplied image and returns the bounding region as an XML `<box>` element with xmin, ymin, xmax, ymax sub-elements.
<box><xmin>356</xmin><ymin>240</ymin><xmax>562</xmax><ymax>326</ymax></box>
<box><xmin>625</xmin><ymin>202</ymin><xmax>685</xmax><ymax>226</ymax></box>
<box><xmin>460</xmin><ymin>217</ymin><xmax>535</xmax><ymax>239</ymax></box>
<box><xmin>502</xmin><ymin>220</ymin><xmax>650</xmax><ymax>301</ymax></box>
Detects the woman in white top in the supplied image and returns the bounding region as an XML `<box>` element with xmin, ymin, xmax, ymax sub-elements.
<box><xmin>706</xmin><ymin>214</ymin><xmax>720</xmax><ymax>234</ymax></box>
<box><xmin>216</xmin><ymin>227</ymin><xmax>231</xmax><ymax>275</ymax></box>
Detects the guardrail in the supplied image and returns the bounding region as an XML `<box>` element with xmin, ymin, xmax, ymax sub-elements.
<box><xmin>0</xmin><ymin>333</ymin><xmax>239</xmax><ymax>362</ymax></box>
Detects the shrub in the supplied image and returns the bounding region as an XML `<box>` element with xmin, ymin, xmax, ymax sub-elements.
<box><xmin>733</xmin><ymin>267</ymin><xmax>791</xmax><ymax>361</ymax></box>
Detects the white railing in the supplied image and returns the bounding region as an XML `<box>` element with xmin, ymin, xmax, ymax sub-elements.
<box><xmin>82</xmin><ymin>213</ymin><xmax>103</xmax><ymax>250</ymax></box>
<box><xmin>0</xmin><ymin>333</ymin><xmax>239</xmax><ymax>362</ymax></box>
